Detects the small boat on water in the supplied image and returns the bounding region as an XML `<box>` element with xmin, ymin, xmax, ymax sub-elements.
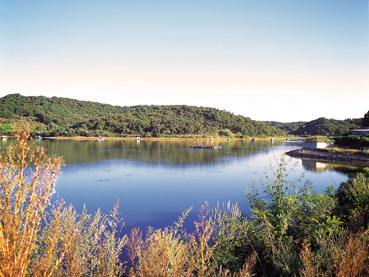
<box><xmin>2</xmin><ymin>135</ymin><xmax>8</xmax><ymax>140</ymax></box>
<box><xmin>190</xmin><ymin>146</ymin><xmax>222</xmax><ymax>149</ymax></box>
<box><xmin>98</xmin><ymin>136</ymin><xmax>104</xmax><ymax>141</ymax></box>
<box><xmin>285</xmin><ymin>138</ymin><xmax>304</xmax><ymax>143</ymax></box>
<box><xmin>251</xmin><ymin>138</ymin><xmax>255</xmax><ymax>142</ymax></box>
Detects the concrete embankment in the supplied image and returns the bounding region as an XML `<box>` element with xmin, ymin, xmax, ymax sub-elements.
<box><xmin>286</xmin><ymin>149</ymin><xmax>369</xmax><ymax>167</ymax></box>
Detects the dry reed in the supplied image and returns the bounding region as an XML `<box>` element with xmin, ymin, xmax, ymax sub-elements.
<box><xmin>300</xmin><ymin>241</ymin><xmax>320</xmax><ymax>277</ymax></box>
<box><xmin>0</xmin><ymin>126</ymin><xmax>64</xmax><ymax>276</ymax></box>
<box><xmin>332</xmin><ymin>231</ymin><xmax>369</xmax><ymax>277</ymax></box>
<box><xmin>0</xmin><ymin>125</ymin><xmax>126</xmax><ymax>276</ymax></box>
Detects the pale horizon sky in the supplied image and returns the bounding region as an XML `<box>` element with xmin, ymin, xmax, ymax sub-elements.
<box><xmin>1</xmin><ymin>0</ymin><xmax>368</xmax><ymax>122</ymax></box>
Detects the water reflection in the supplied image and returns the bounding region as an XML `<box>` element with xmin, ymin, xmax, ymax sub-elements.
<box><xmin>1</xmin><ymin>138</ymin><xmax>362</xmax><ymax>235</ymax></box>
<box><xmin>37</xmin><ymin>139</ymin><xmax>281</xmax><ymax>166</ymax></box>
<box><xmin>301</xmin><ymin>159</ymin><xmax>363</xmax><ymax>178</ymax></box>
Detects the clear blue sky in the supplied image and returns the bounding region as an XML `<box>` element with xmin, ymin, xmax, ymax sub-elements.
<box><xmin>0</xmin><ymin>0</ymin><xmax>368</xmax><ymax>122</ymax></box>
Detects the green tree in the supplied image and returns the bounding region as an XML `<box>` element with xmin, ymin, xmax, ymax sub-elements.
<box><xmin>335</xmin><ymin>168</ymin><xmax>369</xmax><ymax>228</ymax></box>
<box><xmin>219</xmin><ymin>129</ymin><xmax>235</xmax><ymax>138</ymax></box>
<box><xmin>363</xmin><ymin>111</ymin><xmax>369</xmax><ymax>127</ymax></box>
<box><xmin>0</xmin><ymin>94</ymin><xmax>287</xmax><ymax>138</ymax></box>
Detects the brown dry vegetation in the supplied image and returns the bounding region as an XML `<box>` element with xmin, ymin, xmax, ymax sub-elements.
<box><xmin>0</xmin><ymin>126</ymin><xmax>64</xmax><ymax>276</ymax></box>
<box><xmin>0</xmin><ymin>126</ymin><xmax>125</xmax><ymax>276</ymax></box>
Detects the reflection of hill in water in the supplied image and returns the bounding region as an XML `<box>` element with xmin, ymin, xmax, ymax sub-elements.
<box><xmin>301</xmin><ymin>159</ymin><xmax>364</xmax><ymax>178</ymax></box>
<box><xmin>39</xmin><ymin>139</ymin><xmax>278</xmax><ymax>166</ymax></box>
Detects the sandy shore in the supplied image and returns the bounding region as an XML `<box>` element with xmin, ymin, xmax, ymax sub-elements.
<box><xmin>286</xmin><ymin>149</ymin><xmax>369</xmax><ymax>167</ymax></box>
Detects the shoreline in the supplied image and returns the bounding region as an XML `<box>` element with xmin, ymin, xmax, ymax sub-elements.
<box><xmin>286</xmin><ymin>149</ymin><xmax>369</xmax><ymax>167</ymax></box>
<box><xmin>42</xmin><ymin>136</ymin><xmax>291</xmax><ymax>142</ymax></box>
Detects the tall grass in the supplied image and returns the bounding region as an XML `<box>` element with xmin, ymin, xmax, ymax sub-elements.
<box><xmin>126</xmin><ymin>202</ymin><xmax>257</xmax><ymax>277</ymax></box>
<box><xmin>0</xmin><ymin>127</ymin><xmax>64</xmax><ymax>276</ymax></box>
<box><xmin>0</xmin><ymin>126</ymin><xmax>126</xmax><ymax>276</ymax></box>
<box><xmin>33</xmin><ymin>201</ymin><xmax>126</xmax><ymax>276</ymax></box>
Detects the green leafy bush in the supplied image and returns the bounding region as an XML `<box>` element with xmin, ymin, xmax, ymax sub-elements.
<box><xmin>334</xmin><ymin>135</ymin><xmax>369</xmax><ymax>148</ymax></box>
<box><xmin>218</xmin><ymin>129</ymin><xmax>235</xmax><ymax>138</ymax></box>
<box><xmin>335</xmin><ymin>168</ymin><xmax>369</xmax><ymax>229</ymax></box>
<box><xmin>245</xmin><ymin>155</ymin><xmax>337</xmax><ymax>275</ymax></box>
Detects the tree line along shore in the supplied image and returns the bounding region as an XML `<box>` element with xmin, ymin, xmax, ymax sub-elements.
<box><xmin>1</xmin><ymin>94</ymin><xmax>368</xmax><ymax>138</ymax></box>
<box><xmin>0</xmin><ymin>94</ymin><xmax>285</xmax><ymax>138</ymax></box>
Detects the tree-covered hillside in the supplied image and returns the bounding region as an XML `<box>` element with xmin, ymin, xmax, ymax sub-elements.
<box><xmin>266</xmin><ymin>117</ymin><xmax>362</xmax><ymax>136</ymax></box>
<box><xmin>0</xmin><ymin>94</ymin><xmax>285</xmax><ymax>138</ymax></box>
<box><xmin>263</xmin><ymin>121</ymin><xmax>306</xmax><ymax>134</ymax></box>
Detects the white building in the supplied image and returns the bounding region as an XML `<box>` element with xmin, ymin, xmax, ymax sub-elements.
<box><xmin>302</xmin><ymin>141</ymin><xmax>327</xmax><ymax>149</ymax></box>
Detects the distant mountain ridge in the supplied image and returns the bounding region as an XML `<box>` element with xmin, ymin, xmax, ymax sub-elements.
<box><xmin>0</xmin><ymin>94</ymin><xmax>285</xmax><ymax>137</ymax></box>
<box><xmin>265</xmin><ymin>117</ymin><xmax>363</xmax><ymax>136</ymax></box>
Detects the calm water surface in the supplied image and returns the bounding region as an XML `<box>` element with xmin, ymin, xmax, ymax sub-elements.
<box><xmin>1</xmin><ymin>138</ymin><xmax>363</xmax><ymax>233</ymax></box>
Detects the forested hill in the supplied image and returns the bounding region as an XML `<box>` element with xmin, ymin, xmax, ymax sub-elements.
<box><xmin>265</xmin><ymin>117</ymin><xmax>363</xmax><ymax>136</ymax></box>
<box><xmin>0</xmin><ymin>94</ymin><xmax>285</xmax><ymax>137</ymax></box>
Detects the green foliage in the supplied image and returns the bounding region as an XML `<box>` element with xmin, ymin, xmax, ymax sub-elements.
<box><xmin>334</xmin><ymin>135</ymin><xmax>369</xmax><ymax>148</ymax></box>
<box><xmin>335</xmin><ymin>168</ymin><xmax>369</xmax><ymax>228</ymax></box>
<box><xmin>363</xmin><ymin>110</ymin><xmax>369</xmax><ymax>127</ymax></box>
<box><xmin>0</xmin><ymin>94</ymin><xmax>286</xmax><ymax>138</ymax></box>
<box><xmin>264</xmin><ymin>120</ymin><xmax>307</xmax><ymax>134</ymax></box>
<box><xmin>304</xmin><ymin>136</ymin><xmax>332</xmax><ymax>144</ymax></box>
<box><xmin>246</xmin><ymin>155</ymin><xmax>338</xmax><ymax>276</ymax></box>
<box><xmin>267</xmin><ymin>117</ymin><xmax>362</xmax><ymax>136</ymax></box>
<box><xmin>0</xmin><ymin>123</ymin><xmax>13</xmax><ymax>134</ymax></box>
<box><xmin>210</xmin><ymin>202</ymin><xmax>258</xmax><ymax>274</ymax></box>
<box><xmin>218</xmin><ymin>128</ymin><xmax>235</xmax><ymax>138</ymax></box>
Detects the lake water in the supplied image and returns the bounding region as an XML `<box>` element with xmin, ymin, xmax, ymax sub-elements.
<box><xmin>1</xmin><ymin>138</ymin><xmax>363</xmax><ymax>233</ymax></box>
